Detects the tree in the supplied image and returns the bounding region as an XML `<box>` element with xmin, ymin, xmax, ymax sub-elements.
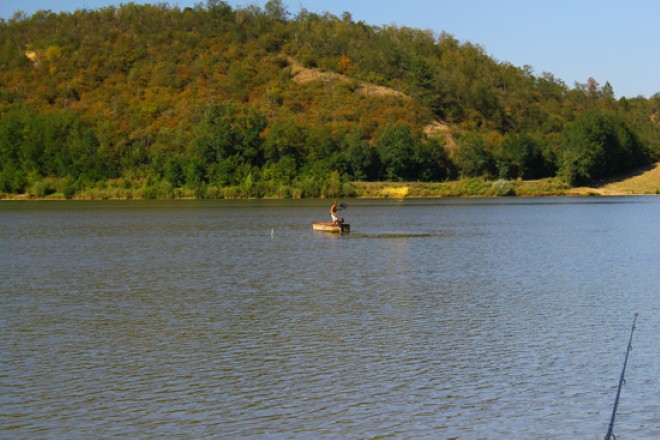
<box><xmin>413</xmin><ymin>137</ymin><xmax>454</xmax><ymax>181</ymax></box>
<box><xmin>558</xmin><ymin>110</ymin><xmax>649</xmax><ymax>185</ymax></box>
<box><xmin>602</xmin><ymin>81</ymin><xmax>615</xmax><ymax>101</ymax></box>
<box><xmin>164</xmin><ymin>156</ymin><xmax>184</xmax><ymax>186</ymax></box>
<box><xmin>192</xmin><ymin>103</ymin><xmax>239</xmax><ymax>164</ymax></box>
<box><xmin>341</xmin><ymin>130</ymin><xmax>378</xmax><ymax>180</ymax></box>
<box><xmin>405</xmin><ymin>57</ymin><xmax>438</xmax><ymax>111</ymax></box>
<box><xmin>495</xmin><ymin>133</ymin><xmax>549</xmax><ymax>179</ymax></box>
<box><xmin>234</xmin><ymin>108</ymin><xmax>267</xmax><ymax>166</ymax></box>
<box><xmin>338</xmin><ymin>54</ymin><xmax>351</xmax><ymax>72</ymax></box>
<box><xmin>455</xmin><ymin>131</ymin><xmax>496</xmax><ymax>178</ymax></box>
<box><xmin>262</xmin><ymin>118</ymin><xmax>306</xmax><ymax>163</ymax></box>
<box><xmin>264</xmin><ymin>0</ymin><xmax>288</xmax><ymax>21</ymax></box>
<box><xmin>375</xmin><ymin>123</ymin><xmax>417</xmax><ymax>181</ymax></box>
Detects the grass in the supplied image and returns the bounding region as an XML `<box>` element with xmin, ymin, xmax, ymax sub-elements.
<box><xmin>353</xmin><ymin>162</ymin><xmax>660</xmax><ymax>198</ymax></box>
<box><xmin>351</xmin><ymin>177</ymin><xmax>570</xmax><ymax>198</ymax></box>
<box><xmin>2</xmin><ymin>163</ymin><xmax>658</xmax><ymax>200</ymax></box>
<box><xmin>594</xmin><ymin>162</ymin><xmax>660</xmax><ymax>195</ymax></box>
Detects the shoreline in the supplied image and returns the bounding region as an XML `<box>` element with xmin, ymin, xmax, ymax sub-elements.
<box><xmin>2</xmin><ymin>183</ymin><xmax>658</xmax><ymax>201</ymax></box>
<box><xmin>2</xmin><ymin>163</ymin><xmax>658</xmax><ymax>201</ymax></box>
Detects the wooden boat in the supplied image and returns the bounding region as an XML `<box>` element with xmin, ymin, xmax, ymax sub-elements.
<box><xmin>312</xmin><ymin>222</ymin><xmax>350</xmax><ymax>233</ymax></box>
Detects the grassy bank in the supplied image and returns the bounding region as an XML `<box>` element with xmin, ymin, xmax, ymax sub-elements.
<box><xmin>2</xmin><ymin>163</ymin><xmax>658</xmax><ymax>201</ymax></box>
<box><xmin>351</xmin><ymin>178</ymin><xmax>572</xmax><ymax>198</ymax></box>
<box><xmin>568</xmin><ymin>162</ymin><xmax>660</xmax><ymax>196</ymax></box>
<box><xmin>353</xmin><ymin>162</ymin><xmax>660</xmax><ymax>198</ymax></box>
<box><xmin>0</xmin><ymin>177</ymin><xmax>582</xmax><ymax>200</ymax></box>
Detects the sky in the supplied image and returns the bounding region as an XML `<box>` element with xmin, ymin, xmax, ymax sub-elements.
<box><xmin>1</xmin><ymin>0</ymin><xmax>658</xmax><ymax>98</ymax></box>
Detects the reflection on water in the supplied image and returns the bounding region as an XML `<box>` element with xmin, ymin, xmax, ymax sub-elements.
<box><xmin>1</xmin><ymin>198</ymin><xmax>659</xmax><ymax>438</ymax></box>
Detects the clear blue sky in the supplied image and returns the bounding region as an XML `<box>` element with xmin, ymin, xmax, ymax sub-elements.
<box><xmin>2</xmin><ymin>0</ymin><xmax>658</xmax><ymax>98</ymax></box>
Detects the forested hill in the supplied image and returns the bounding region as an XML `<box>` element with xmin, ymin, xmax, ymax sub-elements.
<box><xmin>1</xmin><ymin>1</ymin><xmax>658</xmax><ymax>199</ymax></box>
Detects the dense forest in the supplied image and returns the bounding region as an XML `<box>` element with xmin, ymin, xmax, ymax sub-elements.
<box><xmin>1</xmin><ymin>1</ymin><xmax>658</xmax><ymax>198</ymax></box>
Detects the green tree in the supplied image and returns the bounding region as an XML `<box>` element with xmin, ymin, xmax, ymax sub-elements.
<box><xmin>375</xmin><ymin>123</ymin><xmax>417</xmax><ymax>181</ymax></box>
<box><xmin>558</xmin><ymin>111</ymin><xmax>649</xmax><ymax>185</ymax></box>
<box><xmin>455</xmin><ymin>131</ymin><xmax>496</xmax><ymax>178</ymax></box>
<box><xmin>262</xmin><ymin>118</ymin><xmax>306</xmax><ymax>163</ymax></box>
<box><xmin>234</xmin><ymin>109</ymin><xmax>267</xmax><ymax>166</ymax></box>
<box><xmin>264</xmin><ymin>0</ymin><xmax>288</xmax><ymax>20</ymax></box>
<box><xmin>164</xmin><ymin>156</ymin><xmax>184</xmax><ymax>186</ymax></box>
<box><xmin>192</xmin><ymin>103</ymin><xmax>239</xmax><ymax>164</ymax></box>
<box><xmin>341</xmin><ymin>130</ymin><xmax>379</xmax><ymax>180</ymax></box>
<box><xmin>413</xmin><ymin>137</ymin><xmax>454</xmax><ymax>181</ymax></box>
<box><xmin>495</xmin><ymin>133</ymin><xmax>549</xmax><ymax>179</ymax></box>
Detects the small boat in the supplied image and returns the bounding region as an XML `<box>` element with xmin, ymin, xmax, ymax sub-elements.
<box><xmin>312</xmin><ymin>222</ymin><xmax>350</xmax><ymax>233</ymax></box>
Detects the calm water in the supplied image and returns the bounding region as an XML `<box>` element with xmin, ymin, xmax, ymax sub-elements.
<box><xmin>1</xmin><ymin>198</ymin><xmax>659</xmax><ymax>439</ymax></box>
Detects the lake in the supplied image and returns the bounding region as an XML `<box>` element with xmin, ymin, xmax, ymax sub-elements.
<box><xmin>1</xmin><ymin>198</ymin><xmax>659</xmax><ymax>439</ymax></box>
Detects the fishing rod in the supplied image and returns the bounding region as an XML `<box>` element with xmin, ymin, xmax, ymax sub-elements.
<box><xmin>604</xmin><ymin>312</ymin><xmax>638</xmax><ymax>440</ymax></box>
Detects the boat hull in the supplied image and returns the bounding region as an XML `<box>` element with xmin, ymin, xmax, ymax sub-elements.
<box><xmin>312</xmin><ymin>222</ymin><xmax>350</xmax><ymax>233</ymax></box>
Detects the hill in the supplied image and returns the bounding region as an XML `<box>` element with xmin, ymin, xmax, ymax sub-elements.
<box><xmin>0</xmin><ymin>1</ymin><xmax>658</xmax><ymax>199</ymax></box>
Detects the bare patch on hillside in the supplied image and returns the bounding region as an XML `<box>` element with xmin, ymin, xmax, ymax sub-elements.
<box><xmin>25</xmin><ymin>50</ymin><xmax>39</xmax><ymax>65</ymax></box>
<box><xmin>423</xmin><ymin>120</ymin><xmax>457</xmax><ymax>153</ymax></box>
<box><xmin>287</xmin><ymin>56</ymin><xmax>407</xmax><ymax>100</ymax></box>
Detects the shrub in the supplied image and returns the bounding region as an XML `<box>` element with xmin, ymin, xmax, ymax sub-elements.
<box><xmin>296</xmin><ymin>175</ymin><xmax>321</xmax><ymax>198</ymax></box>
<box><xmin>223</xmin><ymin>186</ymin><xmax>239</xmax><ymax>199</ymax></box>
<box><xmin>142</xmin><ymin>186</ymin><xmax>157</xmax><ymax>199</ymax></box>
<box><xmin>492</xmin><ymin>179</ymin><xmax>515</xmax><ymax>196</ymax></box>
<box><xmin>204</xmin><ymin>185</ymin><xmax>222</xmax><ymax>199</ymax></box>
<box><xmin>341</xmin><ymin>182</ymin><xmax>356</xmax><ymax>197</ymax></box>
<box><xmin>158</xmin><ymin>181</ymin><xmax>174</xmax><ymax>199</ymax></box>
<box><xmin>31</xmin><ymin>181</ymin><xmax>49</xmax><ymax>198</ymax></box>
<box><xmin>62</xmin><ymin>179</ymin><xmax>77</xmax><ymax>199</ymax></box>
<box><xmin>302</xmin><ymin>55</ymin><xmax>318</xmax><ymax>68</ymax></box>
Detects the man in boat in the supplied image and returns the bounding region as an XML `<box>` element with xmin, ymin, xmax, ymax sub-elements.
<box><xmin>330</xmin><ymin>200</ymin><xmax>339</xmax><ymax>224</ymax></box>
<box><xmin>330</xmin><ymin>201</ymin><xmax>348</xmax><ymax>224</ymax></box>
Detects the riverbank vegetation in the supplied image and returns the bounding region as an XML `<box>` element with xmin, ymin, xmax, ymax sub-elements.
<box><xmin>1</xmin><ymin>1</ymin><xmax>658</xmax><ymax>199</ymax></box>
<box><xmin>4</xmin><ymin>168</ymin><xmax>658</xmax><ymax>200</ymax></box>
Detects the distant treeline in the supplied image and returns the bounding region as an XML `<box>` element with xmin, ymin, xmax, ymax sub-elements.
<box><xmin>0</xmin><ymin>1</ymin><xmax>658</xmax><ymax>198</ymax></box>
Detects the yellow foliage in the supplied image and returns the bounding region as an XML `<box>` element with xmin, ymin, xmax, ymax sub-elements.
<box><xmin>45</xmin><ymin>45</ymin><xmax>62</xmax><ymax>62</ymax></box>
<box><xmin>381</xmin><ymin>186</ymin><xmax>409</xmax><ymax>198</ymax></box>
